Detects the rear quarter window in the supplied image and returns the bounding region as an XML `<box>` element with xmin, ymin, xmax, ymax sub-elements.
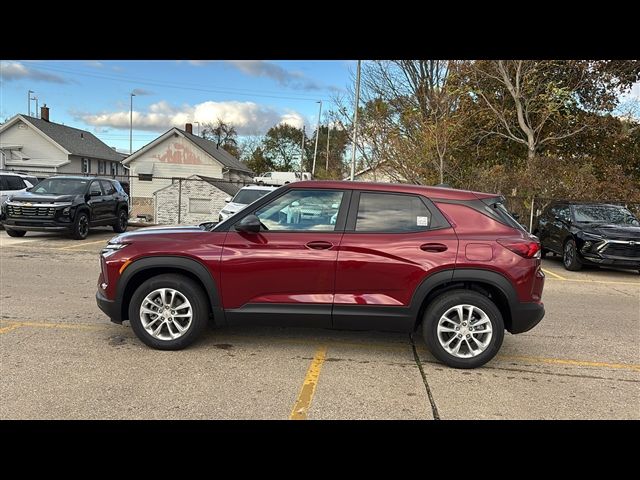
<box><xmin>355</xmin><ymin>192</ymin><xmax>433</xmax><ymax>233</ymax></box>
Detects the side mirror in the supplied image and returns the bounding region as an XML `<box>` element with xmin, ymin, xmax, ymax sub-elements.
<box><xmin>225</xmin><ymin>197</ymin><xmax>232</xmax><ymax>203</ymax></box>
<box><xmin>235</xmin><ymin>214</ymin><xmax>261</xmax><ymax>233</ymax></box>
<box><xmin>512</xmin><ymin>213</ymin><xmax>520</xmax><ymax>220</ymax></box>
<box><xmin>90</xmin><ymin>190</ymin><xmax>102</xmax><ymax>197</ymax></box>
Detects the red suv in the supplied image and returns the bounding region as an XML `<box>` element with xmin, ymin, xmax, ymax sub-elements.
<box><xmin>96</xmin><ymin>181</ymin><xmax>545</xmax><ymax>368</ymax></box>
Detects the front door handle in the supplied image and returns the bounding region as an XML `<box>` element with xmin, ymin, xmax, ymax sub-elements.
<box><xmin>420</xmin><ymin>243</ymin><xmax>448</xmax><ymax>253</ymax></box>
<box><xmin>306</xmin><ymin>241</ymin><xmax>333</xmax><ymax>250</ymax></box>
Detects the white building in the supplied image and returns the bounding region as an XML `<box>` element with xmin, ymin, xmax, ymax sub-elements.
<box><xmin>0</xmin><ymin>106</ymin><xmax>124</xmax><ymax>177</ymax></box>
<box><xmin>122</xmin><ymin>123</ymin><xmax>253</xmax><ymax>218</ymax></box>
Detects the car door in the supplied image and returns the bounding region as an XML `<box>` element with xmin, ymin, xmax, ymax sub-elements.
<box><xmin>547</xmin><ymin>204</ymin><xmax>569</xmax><ymax>253</ymax></box>
<box><xmin>99</xmin><ymin>180</ymin><xmax>118</xmax><ymax>221</ymax></box>
<box><xmin>333</xmin><ymin>191</ymin><xmax>458</xmax><ymax>331</ymax></box>
<box><xmin>87</xmin><ymin>180</ymin><xmax>106</xmax><ymax>222</ymax></box>
<box><xmin>220</xmin><ymin>188</ymin><xmax>349</xmax><ymax>327</ymax></box>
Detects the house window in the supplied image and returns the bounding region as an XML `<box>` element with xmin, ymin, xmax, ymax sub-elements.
<box><xmin>82</xmin><ymin>158</ymin><xmax>91</xmax><ymax>174</ymax></box>
<box><xmin>189</xmin><ymin>198</ymin><xmax>211</xmax><ymax>214</ymax></box>
<box><xmin>110</xmin><ymin>162</ymin><xmax>117</xmax><ymax>176</ymax></box>
<box><xmin>138</xmin><ymin>173</ymin><xmax>153</xmax><ymax>181</ymax></box>
<box><xmin>98</xmin><ymin>160</ymin><xmax>106</xmax><ymax>175</ymax></box>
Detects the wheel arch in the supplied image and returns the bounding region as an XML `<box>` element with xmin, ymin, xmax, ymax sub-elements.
<box><xmin>411</xmin><ymin>268</ymin><xmax>515</xmax><ymax>332</ymax></box>
<box><xmin>116</xmin><ymin>256</ymin><xmax>223</xmax><ymax>325</ymax></box>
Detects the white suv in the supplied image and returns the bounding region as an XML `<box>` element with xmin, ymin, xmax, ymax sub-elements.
<box><xmin>218</xmin><ymin>185</ymin><xmax>277</xmax><ymax>222</ymax></box>
<box><xmin>0</xmin><ymin>172</ymin><xmax>38</xmax><ymax>206</ymax></box>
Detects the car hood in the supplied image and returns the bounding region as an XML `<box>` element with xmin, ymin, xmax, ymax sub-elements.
<box><xmin>9</xmin><ymin>191</ymin><xmax>77</xmax><ymax>203</ymax></box>
<box><xmin>578</xmin><ymin>223</ymin><xmax>640</xmax><ymax>241</ymax></box>
<box><xmin>222</xmin><ymin>202</ymin><xmax>247</xmax><ymax>213</ymax></box>
<box><xmin>119</xmin><ymin>224</ymin><xmax>206</xmax><ymax>238</ymax></box>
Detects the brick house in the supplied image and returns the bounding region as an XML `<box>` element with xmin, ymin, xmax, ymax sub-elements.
<box><xmin>153</xmin><ymin>174</ymin><xmax>241</xmax><ymax>225</ymax></box>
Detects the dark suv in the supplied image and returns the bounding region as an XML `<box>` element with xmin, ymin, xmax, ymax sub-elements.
<box><xmin>96</xmin><ymin>181</ymin><xmax>545</xmax><ymax>369</ymax></box>
<box><xmin>1</xmin><ymin>176</ymin><xmax>129</xmax><ymax>240</ymax></box>
<box><xmin>533</xmin><ymin>201</ymin><xmax>640</xmax><ymax>272</ymax></box>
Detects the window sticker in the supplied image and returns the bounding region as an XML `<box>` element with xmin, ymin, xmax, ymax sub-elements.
<box><xmin>417</xmin><ymin>216</ymin><xmax>430</xmax><ymax>227</ymax></box>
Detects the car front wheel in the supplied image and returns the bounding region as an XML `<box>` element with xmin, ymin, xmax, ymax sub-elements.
<box><xmin>563</xmin><ymin>238</ymin><xmax>582</xmax><ymax>271</ymax></box>
<box><xmin>5</xmin><ymin>228</ymin><xmax>26</xmax><ymax>237</ymax></box>
<box><xmin>113</xmin><ymin>209</ymin><xmax>128</xmax><ymax>233</ymax></box>
<box><xmin>422</xmin><ymin>289</ymin><xmax>504</xmax><ymax>369</ymax></box>
<box><xmin>71</xmin><ymin>211</ymin><xmax>90</xmax><ymax>240</ymax></box>
<box><xmin>128</xmin><ymin>274</ymin><xmax>209</xmax><ymax>350</ymax></box>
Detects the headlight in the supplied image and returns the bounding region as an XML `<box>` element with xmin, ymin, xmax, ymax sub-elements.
<box><xmin>101</xmin><ymin>243</ymin><xmax>129</xmax><ymax>258</ymax></box>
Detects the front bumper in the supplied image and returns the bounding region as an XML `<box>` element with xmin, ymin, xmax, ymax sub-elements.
<box><xmin>1</xmin><ymin>218</ymin><xmax>73</xmax><ymax>232</ymax></box>
<box><xmin>579</xmin><ymin>254</ymin><xmax>640</xmax><ymax>269</ymax></box>
<box><xmin>96</xmin><ymin>290</ymin><xmax>122</xmax><ymax>324</ymax></box>
<box><xmin>509</xmin><ymin>302</ymin><xmax>545</xmax><ymax>334</ymax></box>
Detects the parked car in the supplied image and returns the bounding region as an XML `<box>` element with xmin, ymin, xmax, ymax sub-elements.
<box><xmin>96</xmin><ymin>181</ymin><xmax>545</xmax><ymax>369</ymax></box>
<box><xmin>218</xmin><ymin>185</ymin><xmax>277</xmax><ymax>222</ymax></box>
<box><xmin>1</xmin><ymin>176</ymin><xmax>129</xmax><ymax>240</ymax></box>
<box><xmin>0</xmin><ymin>172</ymin><xmax>37</xmax><ymax>207</ymax></box>
<box><xmin>253</xmin><ymin>171</ymin><xmax>303</xmax><ymax>186</ymax></box>
<box><xmin>533</xmin><ymin>201</ymin><xmax>640</xmax><ymax>272</ymax></box>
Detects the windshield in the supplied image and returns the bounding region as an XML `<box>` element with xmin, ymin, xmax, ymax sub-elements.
<box><xmin>32</xmin><ymin>178</ymin><xmax>89</xmax><ymax>195</ymax></box>
<box><xmin>232</xmin><ymin>189</ymin><xmax>271</xmax><ymax>205</ymax></box>
<box><xmin>573</xmin><ymin>205</ymin><xmax>639</xmax><ymax>226</ymax></box>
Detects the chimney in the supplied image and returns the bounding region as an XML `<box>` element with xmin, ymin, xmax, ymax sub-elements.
<box><xmin>41</xmin><ymin>105</ymin><xmax>50</xmax><ymax>122</ymax></box>
<box><xmin>185</xmin><ymin>123</ymin><xmax>193</xmax><ymax>134</ymax></box>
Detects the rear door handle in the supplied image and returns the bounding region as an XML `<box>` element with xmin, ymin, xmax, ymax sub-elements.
<box><xmin>420</xmin><ymin>243</ymin><xmax>448</xmax><ymax>253</ymax></box>
<box><xmin>306</xmin><ymin>241</ymin><xmax>333</xmax><ymax>250</ymax></box>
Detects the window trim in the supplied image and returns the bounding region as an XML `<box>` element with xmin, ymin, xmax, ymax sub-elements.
<box><xmin>228</xmin><ymin>187</ymin><xmax>352</xmax><ymax>233</ymax></box>
<box><xmin>345</xmin><ymin>190</ymin><xmax>450</xmax><ymax>234</ymax></box>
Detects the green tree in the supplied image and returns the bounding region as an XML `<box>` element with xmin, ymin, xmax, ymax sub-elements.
<box><xmin>245</xmin><ymin>147</ymin><xmax>274</xmax><ymax>176</ymax></box>
<box><xmin>262</xmin><ymin>124</ymin><xmax>306</xmax><ymax>171</ymax></box>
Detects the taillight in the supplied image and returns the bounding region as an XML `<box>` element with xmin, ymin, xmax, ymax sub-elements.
<box><xmin>497</xmin><ymin>238</ymin><xmax>541</xmax><ymax>259</ymax></box>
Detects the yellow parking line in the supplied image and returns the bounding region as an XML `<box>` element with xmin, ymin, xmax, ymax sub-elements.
<box><xmin>542</xmin><ymin>268</ymin><xmax>567</xmax><ymax>280</ymax></box>
<box><xmin>500</xmin><ymin>355</ymin><xmax>640</xmax><ymax>372</ymax></box>
<box><xmin>57</xmin><ymin>239</ymin><xmax>109</xmax><ymax>250</ymax></box>
<box><xmin>290</xmin><ymin>346</ymin><xmax>328</xmax><ymax>420</ymax></box>
<box><xmin>545</xmin><ymin>278</ymin><xmax>640</xmax><ymax>286</ymax></box>
<box><xmin>0</xmin><ymin>324</ymin><xmax>23</xmax><ymax>334</ymax></box>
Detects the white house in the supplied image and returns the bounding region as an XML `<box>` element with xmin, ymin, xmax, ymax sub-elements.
<box><xmin>122</xmin><ymin>123</ymin><xmax>253</xmax><ymax>218</ymax></box>
<box><xmin>0</xmin><ymin>106</ymin><xmax>124</xmax><ymax>177</ymax></box>
<box><xmin>349</xmin><ymin>160</ymin><xmax>407</xmax><ymax>183</ymax></box>
<box><xmin>153</xmin><ymin>174</ymin><xmax>241</xmax><ymax>225</ymax></box>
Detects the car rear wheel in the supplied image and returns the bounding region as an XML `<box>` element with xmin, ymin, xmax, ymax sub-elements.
<box><xmin>128</xmin><ymin>274</ymin><xmax>208</xmax><ymax>350</ymax></box>
<box><xmin>563</xmin><ymin>238</ymin><xmax>582</xmax><ymax>271</ymax></box>
<box><xmin>113</xmin><ymin>209</ymin><xmax>128</xmax><ymax>233</ymax></box>
<box><xmin>5</xmin><ymin>228</ymin><xmax>26</xmax><ymax>237</ymax></box>
<box><xmin>422</xmin><ymin>289</ymin><xmax>504</xmax><ymax>369</ymax></box>
<box><xmin>71</xmin><ymin>211</ymin><xmax>90</xmax><ymax>240</ymax></box>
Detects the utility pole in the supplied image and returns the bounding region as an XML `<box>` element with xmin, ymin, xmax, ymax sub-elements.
<box><xmin>34</xmin><ymin>96</ymin><xmax>39</xmax><ymax>118</ymax></box>
<box><xmin>300</xmin><ymin>125</ymin><xmax>306</xmax><ymax>176</ymax></box>
<box><xmin>28</xmin><ymin>90</ymin><xmax>34</xmax><ymax>116</ymax></box>
<box><xmin>350</xmin><ymin>60</ymin><xmax>361</xmax><ymax>181</ymax></box>
<box><xmin>129</xmin><ymin>92</ymin><xmax>136</xmax><ymax>155</ymax></box>
<box><xmin>325</xmin><ymin>126</ymin><xmax>330</xmax><ymax>171</ymax></box>
<box><xmin>312</xmin><ymin>100</ymin><xmax>322</xmax><ymax>175</ymax></box>
<box><xmin>194</xmin><ymin>121</ymin><xmax>200</xmax><ymax>136</ymax></box>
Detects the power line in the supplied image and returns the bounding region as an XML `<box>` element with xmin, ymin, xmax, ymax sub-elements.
<box><xmin>29</xmin><ymin>63</ymin><xmax>338</xmax><ymax>104</ymax></box>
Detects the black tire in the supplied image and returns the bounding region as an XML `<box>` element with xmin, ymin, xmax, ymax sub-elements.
<box><xmin>113</xmin><ymin>208</ymin><xmax>128</xmax><ymax>233</ymax></box>
<box><xmin>71</xmin><ymin>211</ymin><xmax>90</xmax><ymax>240</ymax></box>
<box><xmin>540</xmin><ymin>248</ymin><xmax>548</xmax><ymax>259</ymax></box>
<box><xmin>258</xmin><ymin>181</ymin><xmax>264</xmax><ymax>185</ymax></box>
<box><xmin>5</xmin><ymin>229</ymin><xmax>26</xmax><ymax>237</ymax></box>
<box><xmin>562</xmin><ymin>238</ymin><xmax>582</xmax><ymax>271</ymax></box>
<box><xmin>128</xmin><ymin>274</ymin><xmax>209</xmax><ymax>350</ymax></box>
<box><xmin>422</xmin><ymin>289</ymin><xmax>505</xmax><ymax>369</ymax></box>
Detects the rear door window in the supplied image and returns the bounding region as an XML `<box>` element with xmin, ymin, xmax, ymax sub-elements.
<box><xmin>355</xmin><ymin>193</ymin><xmax>432</xmax><ymax>232</ymax></box>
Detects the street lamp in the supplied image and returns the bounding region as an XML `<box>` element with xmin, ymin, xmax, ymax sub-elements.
<box><xmin>350</xmin><ymin>60</ymin><xmax>361</xmax><ymax>181</ymax></box>
<box><xmin>312</xmin><ymin>100</ymin><xmax>322</xmax><ymax>175</ymax></box>
<box><xmin>28</xmin><ymin>90</ymin><xmax>34</xmax><ymax>116</ymax></box>
<box><xmin>129</xmin><ymin>92</ymin><xmax>136</xmax><ymax>155</ymax></box>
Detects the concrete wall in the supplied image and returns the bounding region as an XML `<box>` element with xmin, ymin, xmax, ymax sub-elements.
<box><xmin>154</xmin><ymin>179</ymin><xmax>229</xmax><ymax>225</ymax></box>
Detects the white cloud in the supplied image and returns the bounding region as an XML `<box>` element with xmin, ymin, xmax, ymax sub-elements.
<box><xmin>0</xmin><ymin>61</ymin><xmax>68</xmax><ymax>84</ymax></box>
<box><xmin>226</xmin><ymin>60</ymin><xmax>326</xmax><ymax>91</ymax></box>
<box><xmin>78</xmin><ymin>100</ymin><xmax>307</xmax><ymax>135</ymax></box>
<box><xmin>85</xmin><ymin>61</ymin><xmax>104</xmax><ymax>68</ymax></box>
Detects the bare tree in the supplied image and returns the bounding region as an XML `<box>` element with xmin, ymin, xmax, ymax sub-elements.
<box><xmin>201</xmin><ymin>119</ymin><xmax>239</xmax><ymax>153</ymax></box>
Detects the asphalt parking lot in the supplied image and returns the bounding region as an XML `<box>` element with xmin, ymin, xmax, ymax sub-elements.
<box><xmin>1</xmin><ymin>229</ymin><xmax>638</xmax><ymax>420</ymax></box>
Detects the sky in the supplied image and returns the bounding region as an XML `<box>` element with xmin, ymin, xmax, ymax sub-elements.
<box><xmin>0</xmin><ymin>60</ymin><xmax>355</xmax><ymax>152</ymax></box>
<box><xmin>1</xmin><ymin>60</ymin><xmax>638</xmax><ymax>154</ymax></box>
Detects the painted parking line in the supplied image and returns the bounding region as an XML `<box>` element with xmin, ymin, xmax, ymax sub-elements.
<box><xmin>500</xmin><ymin>354</ymin><xmax>640</xmax><ymax>372</ymax></box>
<box><xmin>0</xmin><ymin>320</ymin><xmax>105</xmax><ymax>335</ymax></box>
<box><xmin>541</xmin><ymin>268</ymin><xmax>567</xmax><ymax>280</ymax></box>
<box><xmin>290</xmin><ymin>346</ymin><xmax>328</xmax><ymax>420</ymax></box>
<box><xmin>57</xmin><ymin>239</ymin><xmax>109</xmax><ymax>250</ymax></box>
<box><xmin>544</xmin><ymin>278</ymin><xmax>640</xmax><ymax>286</ymax></box>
